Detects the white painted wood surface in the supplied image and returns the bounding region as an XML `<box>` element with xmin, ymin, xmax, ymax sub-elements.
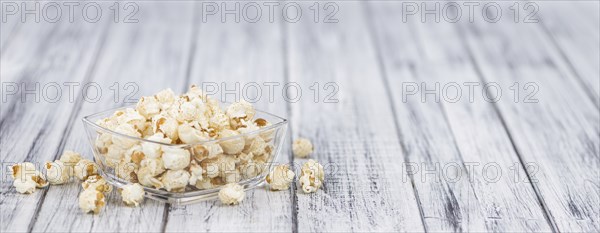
<box><xmin>366</xmin><ymin>2</ymin><xmax>553</xmax><ymax>231</ymax></box>
<box><xmin>1</xmin><ymin>1</ymin><xmax>598</xmax><ymax>232</ymax></box>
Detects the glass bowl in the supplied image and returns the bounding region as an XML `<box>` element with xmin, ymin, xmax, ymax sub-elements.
<box><xmin>82</xmin><ymin>105</ymin><xmax>288</xmax><ymax>205</ymax></box>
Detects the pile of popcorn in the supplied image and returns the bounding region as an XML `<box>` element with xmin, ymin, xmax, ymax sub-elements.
<box><xmin>10</xmin><ymin>85</ymin><xmax>326</xmax><ymax>209</ymax></box>
<box><xmin>93</xmin><ymin>85</ymin><xmax>277</xmax><ymax>193</ymax></box>
<box><xmin>10</xmin><ymin>151</ymin><xmax>145</xmax><ymax>214</ymax></box>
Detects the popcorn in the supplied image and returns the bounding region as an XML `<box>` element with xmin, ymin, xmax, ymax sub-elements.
<box><xmin>45</xmin><ymin>161</ymin><xmax>72</xmax><ymax>185</ymax></box>
<box><xmin>116</xmin><ymin>161</ymin><xmax>138</xmax><ymax>183</ymax></box>
<box><xmin>142</xmin><ymin>133</ymin><xmax>171</xmax><ymax>159</ymax></box>
<box><xmin>293</xmin><ymin>138</ymin><xmax>313</xmax><ymax>158</ymax></box>
<box><xmin>243</xmin><ymin>136</ymin><xmax>267</xmax><ymax>156</ymax></box>
<box><xmin>209</xmin><ymin>112</ymin><xmax>230</xmax><ymax>131</ymax></box>
<box><xmin>119</xmin><ymin>108</ymin><xmax>147</xmax><ymax>131</ymax></box>
<box><xmin>254</xmin><ymin>118</ymin><xmax>275</xmax><ymax>142</ymax></box>
<box><xmin>59</xmin><ymin>151</ymin><xmax>82</xmax><ymax>167</ymax></box>
<box><xmin>13</xmin><ymin>178</ymin><xmax>37</xmax><ymax>194</ymax></box>
<box><xmin>162</xmin><ymin>147</ymin><xmax>191</xmax><ymax>170</ymax></box>
<box><xmin>120</xmin><ymin>183</ymin><xmax>145</xmax><ymax>207</ymax></box>
<box><xmin>11</xmin><ymin>163</ymin><xmax>48</xmax><ymax>188</ymax></box>
<box><xmin>79</xmin><ymin>189</ymin><xmax>105</xmax><ymax>214</ymax></box>
<box><xmin>266</xmin><ymin>164</ymin><xmax>295</xmax><ymax>191</ymax></box>
<box><xmin>160</xmin><ymin>170</ymin><xmax>190</xmax><ymax>192</ymax></box>
<box><xmin>299</xmin><ymin>159</ymin><xmax>325</xmax><ymax>193</ymax></box>
<box><xmin>219</xmin><ymin>129</ymin><xmax>245</xmax><ymax>155</ymax></box>
<box><xmin>178</xmin><ymin>123</ymin><xmax>208</xmax><ymax>144</ymax></box>
<box><xmin>11</xmin><ymin>162</ymin><xmax>37</xmax><ymax>179</ymax></box>
<box><xmin>105</xmin><ymin>144</ymin><xmax>126</xmax><ymax>168</ymax></box>
<box><xmin>188</xmin><ymin>161</ymin><xmax>204</xmax><ymax>185</ymax></box>
<box><xmin>95</xmin><ymin>133</ymin><xmax>112</xmax><ymax>154</ymax></box>
<box><xmin>140</xmin><ymin>158</ymin><xmax>165</xmax><ymax>176</ymax></box>
<box><xmin>226</xmin><ymin>100</ymin><xmax>255</xmax><ymax>129</ymax></box>
<box><xmin>137</xmin><ymin>167</ymin><xmax>163</xmax><ymax>189</ymax></box>
<box><xmin>82</xmin><ymin>175</ymin><xmax>113</xmax><ymax>193</ymax></box>
<box><xmin>155</xmin><ymin>88</ymin><xmax>176</xmax><ymax>109</ymax></box>
<box><xmin>152</xmin><ymin>113</ymin><xmax>179</xmax><ymax>141</ymax></box>
<box><xmin>217</xmin><ymin>155</ymin><xmax>240</xmax><ymax>183</ymax></box>
<box><xmin>74</xmin><ymin>159</ymin><xmax>99</xmax><ymax>181</ymax></box>
<box><xmin>136</xmin><ymin>96</ymin><xmax>161</xmax><ymax>119</ymax></box>
<box><xmin>112</xmin><ymin>123</ymin><xmax>141</xmax><ymax>149</ymax></box>
<box><xmin>218</xmin><ymin>183</ymin><xmax>245</xmax><ymax>205</ymax></box>
<box><xmin>93</xmin><ymin>86</ymin><xmax>281</xmax><ymax>193</ymax></box>
<box><xmin>239</xmin><ymin>160</ymin><xmax>264</xmax><ymax>179</ymax></box>
<box><xmin>200</xmin><ymin>157</ymin><xmax>220</xmax><ymax>179</ymax></box>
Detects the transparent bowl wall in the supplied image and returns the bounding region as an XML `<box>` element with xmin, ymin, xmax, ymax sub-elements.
<box><xmin>82</xmin><ymin>105</ymin><xmax>288</xmax><ymax>205</ymax></box>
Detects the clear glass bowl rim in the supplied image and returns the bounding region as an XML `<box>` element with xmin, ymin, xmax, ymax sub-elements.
<box><xmin>82</xmin><ymin>104</ymin><xmax>288</xmax><ymax>148</ymax></box>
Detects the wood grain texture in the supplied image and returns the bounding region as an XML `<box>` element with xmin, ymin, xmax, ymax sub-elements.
<box><xmin>537</xmin><ymin>1</ymin><xmax>600</xmax><ymax>106</ymax></box>
<box><xmin>365</xmin><ymin>2</ymin><xmax>553</xmax><ymax>232</ymax></box>
<box><xmin>460</xmin><ymin>2</ymin><xmax>600</xmax><ymax>232</ymax></box>
<box><xmin>287</xmin><ymin>2</ymin><xmax>425</xmax><ymax>232</ymax></box>
<box><xmin>0</xmin><ymin>11</ymin><xmax>110</xmax><ymax>233</ymax></box>
<box><xmin>163</xmin><ymin>2</ymin><xmax>294</xmax><ymax>232</ymax></box>
<box><xmin>28</xmin><ymin>2</ymin><xmax>196</xmax><ymax>232</ymax></box>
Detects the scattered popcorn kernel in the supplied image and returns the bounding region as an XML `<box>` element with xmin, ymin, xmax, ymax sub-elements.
<box><xmin>299</xmin><ymin>159</ymin><xmax>325</xmax><ymax>193</ymax></box>
<box><xmin>31</xmin><ymin>174</ymin><xmax>49</xmax><ymax>188</ymax></box>
<box><xmin>59</xmin><ymin>151</ymin><xmax>82</xmax><ymax>167</ymax></box>
<box><xmin>219</xmin><ymin>129</ymin><xmax>245</xmax><ymax>155</ymax></box>
<box><xmin>79</xmin><ymin>189</ymin><xmax>105</xmax><ymax>214</ymax></box>
<box><xmin>218</xmin><ymin>183</ymin><xmax>245</xmax><ymax>205</ymax></box>
<box><xmin>162</xmin><ymin>147</ymin><xmax>191</xmax><ymax>170</ymax></box>
<box><xmin>266</xmin><ymin>164</ymin><xmax>295</xmax><ymax>191</ymax></box>
<box><xmin>293</xmin><ymin>138</ymin><xmax>314</xmax><ymax>158</ymax></box>
<box><xmin>13</xmin><ymin>178</ymin><xmax>37</xmax><ymax>194</ymax></box>
<box><xmin>160</xmin><ymin>170</ymin><xmax>190</xmax><ymax>192</ymax></box>
<box><xmin>12</xmin><ymin>162</ymin><xmax>49</xmax><ymax>189</ymax></box>
<box><xmin>45</xmin><ymin>161</ymin><xmax>72</xmax><ymax>185</ymax></box>
<box><xmin>11</xmin><ymin>162</ymin><xmax>37</xmax><ymax>179</ymax></box>
<box><xmin>82</xmin><ymin>175</ymin><xmax>113</xmax><ymax>193</ymax></box>
<box><xmin>120</xmin><ymin>183</ymin><xmax>145</xmax><ymax>207</ymax></box>
<box><xmin>74</xmin><ymin>159</ymin><xmax>99</xmax><ymax>181</ymax></box>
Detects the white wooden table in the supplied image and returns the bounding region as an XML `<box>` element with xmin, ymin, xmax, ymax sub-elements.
<box><xmin>1</xmin><ymin>1</ymin><xmax>599</xmax><ymax>232</ymax></box>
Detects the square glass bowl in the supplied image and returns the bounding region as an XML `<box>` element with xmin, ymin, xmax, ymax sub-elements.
<box><xmin>82</xmin><ymin>105</ymin><xmax>287</xmax><ymax>205</ymax></box>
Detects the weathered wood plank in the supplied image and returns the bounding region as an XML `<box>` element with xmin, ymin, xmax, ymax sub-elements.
<box><xmin>30</xmin><ymin>2</ymin><xmax>196</xmax><ymax>232</ymax></box>
<box><xmin>287</xmin><ymin>2</ymin><xmax>425</xmax><ymax>232</ymax></box>
<box><xmin>366</xmin><ymin>2</ymin><xmax>554</xmax><ymax>232</ymax></box>
<box><xmin>163</xmin><ymin>2</ymin><xmax>294</xmax><ymax>232</ymax></box>
<box><xmin>461</xmin><ymin>2</ymin><xmax>600</xmax><ymax>231</ymax></box>
<box><xmin>538</xmin><ymin>1</ymin><xmax>600</xmax><ymax>106</ymax></box>
<box><xmin>0</xmin><ymin>10</ymin><xmax>110</xmax><ymax>233</ymax></box>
